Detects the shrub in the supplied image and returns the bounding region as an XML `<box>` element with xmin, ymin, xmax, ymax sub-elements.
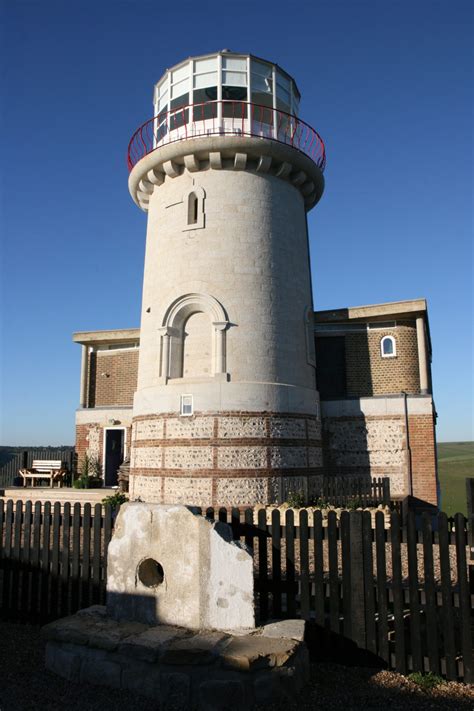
<box><xmin>309</xmin><ymin>496</ymin><xmax>332</xmax><ymax>509</ymax></box>
<box><xmin>102</xmin><ymin>492</ymin><xmax>129</xmax><ymax>509</ymax></box>
<box><xmin>345</xmin><ymin>496</ymin><xmax>364</xmax><ymax>510</ymax></box>
<box><xmin>286</xmin><ymin>490</ymin><xmax>306</xmax><ymax>509</ymax></box>
<box><xmin>80</xmin><ymin>453</ymin><xmax>91</xmax><ymax>478</ymax></box>
<box><xmin>73</xmin><ymin>454</ymin><xmax>103</xmax><ymax>489</ymax></box>
<box><xmin>73</xmin><ymin>475</ymin><xmax>103</xmax><ymax>489</ymax></box>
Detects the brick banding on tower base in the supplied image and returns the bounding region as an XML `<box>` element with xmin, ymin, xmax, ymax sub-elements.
<box><xmin>129</xmin><ymin>412</ymin><xmax>323</xmax><ymax>507</ymax></box>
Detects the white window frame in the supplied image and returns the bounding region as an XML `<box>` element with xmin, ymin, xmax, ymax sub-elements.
<box><xmin>180</xmin><ymin>394</ymin><xmax>194</xmax><ymax>416</ymax></box>
<box><xmin>380</xmin><ymin>335</ymin><xmax>396</xmax><ymax>358</ymax></box>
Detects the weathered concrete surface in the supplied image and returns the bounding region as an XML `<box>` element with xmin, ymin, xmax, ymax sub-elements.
<box><xmin>260</xmin><ymin>619</ymin><xmax>306</xmax><ymax>642</ymax></box>
<box><xmin>43</xmin><ymin>608</ymin><xmax>309</xmax><ymax>709</ymax></box>
<box><xmin>106</xmin><ymin>503</ymin><xmax>254</xmax><ymax>630</ymax></box>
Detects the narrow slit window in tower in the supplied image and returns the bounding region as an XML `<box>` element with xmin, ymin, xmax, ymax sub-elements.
<box><xmin>188</xmin><ymin>193</ymin><xmax>198</xmax><ymax>225</ymax></box>
<box><xmin>185</xmin><ymin>190</ymin><xmax>205</xmax><ymax>230</ymax></box>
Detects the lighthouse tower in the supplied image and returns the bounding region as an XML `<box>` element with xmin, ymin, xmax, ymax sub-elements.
<box><xmin>127</xmin><ymin>51</ymin><xmax>325</xmax><ymax>507</ymax></box>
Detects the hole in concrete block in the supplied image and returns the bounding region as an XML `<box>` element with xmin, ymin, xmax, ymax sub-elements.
<box><xmin>137</xmin><ymin>558</ymin><xmax>164</xmax><ymax>588</ymax></box>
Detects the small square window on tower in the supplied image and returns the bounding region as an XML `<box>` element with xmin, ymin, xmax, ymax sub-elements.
<box><xmin>180</xmin><ymin>394</ymin><xmax>193</xmax><ymax>416</ymax></box>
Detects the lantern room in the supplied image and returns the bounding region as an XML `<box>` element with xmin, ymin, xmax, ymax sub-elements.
<box><xmin>154</xmin><ymin>50</ymin><xmax>300</xmax><ymax>118</ymax></box>
<box><xmin>128</xmin><ymin>51</ymin><xmax>325</xmax><ymax>172</ymax></box>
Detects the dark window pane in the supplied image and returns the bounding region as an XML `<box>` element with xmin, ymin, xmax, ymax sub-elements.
<box><xmin>156</xmin><ymin>122</ymin><xmax>168</xmax><ymax>142</ymax></box>
<box><xmin>251</xmin><ymin>91</ymin><xmax>273</xmax><ymax>125</ymax></box>
<box><xmin>156</xmin><ymin>106</ymin><xmax>168</xmax><ymax>142</ymax></box>
<box><xmin>170</xmin><ymin>93</ymin><xmax>189</xmax><ymax>130</ymax></box>
<box><xmin>315</xmin><ymin>337</ymin><xmax>347</xmax><ymax>398</ymax></box>
<box><xmin>222</xmin><ymin>86</ymin><xmax>247</xmax><ymax>118</ymax></box>
<box><xmin>193</xmin><ymin>87</ymin><xmax>218</xmax><ymax>120</ymax></box>
<box><xmin>170</xmin><ymin>93</ymin><xmax>189</xmax><ymax>110</ymax></box>
<box><xmin>276</xmin><ymin>97</ymin><xmax>291</xmax><ymax>115</ymax></box>
<box><xmin>382</xmin><ymin>338</ymin><xmax>394</xmax><ymax>355</ymax></box>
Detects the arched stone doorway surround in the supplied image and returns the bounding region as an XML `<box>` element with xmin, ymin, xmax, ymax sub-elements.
<box><xmin>157</xmin><ymin>293</ymin><xmax>229</xmax><ymax>382</ymax></box>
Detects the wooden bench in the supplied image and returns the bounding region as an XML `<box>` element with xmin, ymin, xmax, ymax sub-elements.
<box><xmin>19</xmin><ymin>460</ymin><xmax>67</xmax><ymax>488</ymax></box>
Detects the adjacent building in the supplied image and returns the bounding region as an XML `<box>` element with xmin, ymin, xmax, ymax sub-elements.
<box><xmin>74</xmin><ymin>299</ymin><xmax>438</xmax><ymax>505</ymax></box>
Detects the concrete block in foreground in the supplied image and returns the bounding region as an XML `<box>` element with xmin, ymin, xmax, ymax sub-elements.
<box><xmin>43</xmin><ymin>607</ymin><xmax>309</xmax><ymax>709</ymax></box>
<box><xmin>106</xmin><ymin>503</ymin><xmax>254</xmax><ymax>631</ymax></box>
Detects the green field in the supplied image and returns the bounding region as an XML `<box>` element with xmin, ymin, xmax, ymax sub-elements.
<box><xmin>437</xmin><ymin>441</ymin><xmax>473</xmax><ymax>516</ymax></box>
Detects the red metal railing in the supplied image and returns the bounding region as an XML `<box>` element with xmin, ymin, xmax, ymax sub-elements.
<box><xmin>127</xmin><ymin>100</ymin><xmax>326</xmax><ymax>172</ymax></box>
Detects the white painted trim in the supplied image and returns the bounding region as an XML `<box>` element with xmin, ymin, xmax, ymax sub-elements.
<box><xmin>95</xmin><ymin>345</ymin><xmax>139</xmax><ymax>353</ymax></box>
<box><xmin>180</xmin><ymin>394</ymin><xmax>194</xmax><ymax>416</ymax></box>
<box><xmin>79</xmin><ymin>345</ymin><xmax>88</xmax><ymax>408</ymax></box>
<box><xmin>381</xmin><ymin>335</ymin><xmax>396</xmax><ymax>358</ymax></box>
<box><xmin>320</xmin><ymin>395</ymin><xmax>434</xmax><ymax>418</ymax></box>
<box><xmin>75</xmin><ymin>407</ymin><xmax>132</xmax><ymax>426</ymax></box>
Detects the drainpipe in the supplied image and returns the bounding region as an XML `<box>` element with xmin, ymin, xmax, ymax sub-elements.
<box><xmin>402</xmin><ymin>391</ymin><xmax>413</xmax><ymax>497</ymax></box>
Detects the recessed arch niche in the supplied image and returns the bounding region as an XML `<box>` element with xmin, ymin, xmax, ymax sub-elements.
<box><xmin>158</xmin><ymin>293</ymin><xmax>229</xmax><ymax>381</ymax></box>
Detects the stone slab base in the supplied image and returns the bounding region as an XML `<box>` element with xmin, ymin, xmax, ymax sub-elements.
<box><xmin>43</xmin><ymin>607</ymin><xmax>309</xmax><ymax>709</ymax></box>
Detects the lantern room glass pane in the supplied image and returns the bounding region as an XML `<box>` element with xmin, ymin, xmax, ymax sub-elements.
<box><xmin>157</xmin><ymin>79</ymin><xmax>168</xmax><ymax>98</ymax></box>
<box><xmin>193</xmin><ymin>71</ymin><xmax>218</xmax><ymax>89</ymax></box>
<box><xmin>171</xmin><ymin>64</ymin><xmax>189</xmax><ymax>84</ymax></box>
<box><xmin>156</xmin><ymin>114</ymin><xmax>168</xmax><ymax>141</ymax></box>
<box><xmin>222</xmin><ymin>56</ymin><xmax>246</xmax><ymax>71</ymax></box>
<box><xmin>251</xmin><ymin>73</ymin><xmax>273</xmax><ymax>94</ymax></box>
<box><xmin>158</xmin><ymin>92</ymin><xmax>168</xmax><ymax>112</ymax></box>
<box><xmin>171</xmin><ymin>78</ymin><xmax>190</xmax><ymax>98</ymax></box>
<box><xmin>276</xmin><ymin>70</ymin><xmax>290</xmax><ymax>91</ymax></box>
<box><xmin>194</xmin><ymin>57</ymin><xmax>217</xmax><ymax>73</ymax></box>
<box><xmin>222</xmin><ymin>70</ymin><xmax>247</xmax><ymax>86</ymax></box>
<box><xmin>222</xmin><ymin>86</ymin><xmax>247</xmax><ymax>118</ymax></box>
<box><xmin>276</xmin><ymin>83</ymin><xmax>290</xmax><ymax>106</ymax></box>
<box><xmin>292</xmin><ymin>91</ymin><xmax>300</xmax><ymax>115</ymax></box>
<box><xmin>276</xmin><ymin>97</ymin><xmax>291</xmax><ymax>114</ymax></box>
<box><xmin>193</xmin><ymin>87</ymin><xmax>218</xmax><ymax>120</ymax></box>
<box><xmin>170</xmin><ymin>93</ymin><xmax>189</xmax><ymax>129</ymax></box>
<box><xmin>251</xmin><ymin>59</ymin><xmax>272</xmax><ymax>78</ymax></box>
<box><xmin>252</xmin><ymin>93</ymin><xmax>273</xmax><ymax>125</ymax></box>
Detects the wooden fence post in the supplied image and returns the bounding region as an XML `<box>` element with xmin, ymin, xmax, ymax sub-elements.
<box><xmin>382</xmin><ymin>477</ymin><xmax>390</xmax><ymax>506</ymax></box>
<box><xmin>349</xmin><ymin>511</ymin><xmax>366</xmax><ymax>649</ymax></box>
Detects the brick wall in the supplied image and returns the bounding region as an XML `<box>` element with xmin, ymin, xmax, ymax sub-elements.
<box><xmin>88</xmin><ymin>350</ymin><xmax>139</xmax><ymax>407</ymax></box>
<box><xmin>408</xmin><ymin>413</ymin><xmax>438</xmax><ymax>505</ymax></box>
<box><xmin>350</xmin><ymin>324</ymin><xmax>420</xmax><ymax>396</ymax></box>
<box><xmin>75</xmin><ymin>422</ymin><xmax>133</xmax><ymax>476</ymax></box>
<box><xmin>75</xmin><ymin>424</ymin><xmax>91</xmax><ymax>468</ymax></box>
<box><xmin>316</xmin><ymin>321</ymin><xmax>421</xmax><ymax>398</ymax></box>
<box><xmin>321</xmin><ymin>411</ymin><xmax>438</xmax><ymax>506</ymax></box>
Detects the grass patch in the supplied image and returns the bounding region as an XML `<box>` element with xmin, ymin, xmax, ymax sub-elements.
<box><xmin>437</xmin><ymin>441</ymin><xmax>473</xmax><ymax>516</ymax></box>
<box><xmin>407</xmin><ymin>671</ymin><xmax>445</xmax><ymax>690</ymax></box>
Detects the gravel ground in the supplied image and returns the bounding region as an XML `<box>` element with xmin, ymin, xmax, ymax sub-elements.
<box><xmin>1</xmin><ymin>622</ymin><xmax>473</xmax><ymax>711</ymax></box>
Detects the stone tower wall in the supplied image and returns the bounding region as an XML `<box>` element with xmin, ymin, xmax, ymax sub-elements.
<box><xmin>128</xmin><ymin>136</ymin><xmax>325</xmax><ymax>506</ymax></box>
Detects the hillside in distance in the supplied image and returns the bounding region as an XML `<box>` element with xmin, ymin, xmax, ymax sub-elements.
<box><xmin>437</xmin><ymin>441</ymin><xmax>473</xmax><ymax>516</ymax></box>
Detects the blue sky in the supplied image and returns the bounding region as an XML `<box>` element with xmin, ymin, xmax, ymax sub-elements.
<box><xmin>0</xmin><ymin>0</ymin><xmax>472</xmax><ymax>444</ymax></box>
